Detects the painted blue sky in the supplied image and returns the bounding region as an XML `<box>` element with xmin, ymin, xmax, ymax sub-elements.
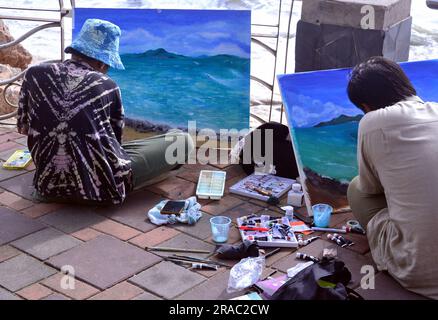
<box><xmin>279</xmin><ymin>59</ymin><xmax>438</xmax><ymax>128</ymax></box>
<box><xmin>278</xmin><ymin>68</ymin><xmax>363</xmax><ymax>128</ymax></box>
<box><xmin>74</xmin><ymin>8</ymin><xmax>251</xmax><ymax>58</ymax></box>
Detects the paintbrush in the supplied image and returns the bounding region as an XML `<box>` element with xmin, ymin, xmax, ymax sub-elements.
<box><xmin>171</xmin><ymin>254</ymin><xmax>230</xmax><ymax>268</ymax></box>
<box><xmin>333</xmin><ymin>207</ymin><xmax>352</xmax><ymax>214</ymax></box>
<box><xmin>167</xmin><ymin>259</ymin><xmax>219</xmax><ymax>271</ymax></box>
<box><xmin>167</xmin><ymin>256</ymin><xmax>218</xmax><ymax>265</ymax></box>
<box><xmin>264</xmin><ymin>248</ymin><xmax>282</xmax><ymax>259</ymax></box>
<box><xmin>146</xmin><ymin>246</ymin><xmax>211</xmax><ymax>254</ymax></box>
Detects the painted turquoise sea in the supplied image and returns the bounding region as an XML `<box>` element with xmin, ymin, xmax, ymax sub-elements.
<box><xmin>280</xmin><ymin>60</ymin><xmax>438</xmax><ymax>186</ymax></box>
<box><xmin>109</xmin><ymin>49</ymin><xmax>250</xmax><ymax>131</ymax></box>
<box><xmin>293</xmin><ymin>121</ymin><xmax>359</xmax><ymax>183</ymax></box>
<box><xmin>73</xmin><ymin>8</ymin><xmax>252</xmax><ymax>132</ymax></box>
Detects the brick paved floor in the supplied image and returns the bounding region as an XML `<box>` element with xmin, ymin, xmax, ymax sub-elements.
<box><xmin>0</xmin><ymin>128</ymin><xmax>428</xmax><ymax>300</ymax></box>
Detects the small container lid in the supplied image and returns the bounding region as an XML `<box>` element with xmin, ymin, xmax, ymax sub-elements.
<box><xmin>292</xmin><ymin>183</ymin><xmax>302</xmax><ymax>192</ymax></box>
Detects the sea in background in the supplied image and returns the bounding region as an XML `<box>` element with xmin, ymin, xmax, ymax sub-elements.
<box><xmin>2</xmin><ymin>0</ymin><xmax>438</xmax><ymax>126</ymax></box>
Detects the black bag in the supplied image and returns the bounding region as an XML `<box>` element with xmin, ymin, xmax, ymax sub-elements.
<box><xmin>271</xmin><ymin>259</ymin><xmax>363</xmax><ymax>300</ymax></box>
<box><xmin>238</xmin><ymin>122</ymin><xmax>298</xmax><ymax>179</ymax></box>
<box><xmin>215</xmin><ymin>240</ymin><xmax>260</xmax><ymax>260</ymax></box>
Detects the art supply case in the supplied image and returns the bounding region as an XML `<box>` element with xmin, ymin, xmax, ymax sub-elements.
<box><xmin>230</xmin><ymin>174</ymin><xmax>295</xmax><ymax>202</ymax></box>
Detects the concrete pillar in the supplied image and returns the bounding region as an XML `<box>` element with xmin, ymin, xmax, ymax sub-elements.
<box><xmin>295</xmin><ymin>0</ymin><xmax>412</xmax><ymax>72</ymax></box>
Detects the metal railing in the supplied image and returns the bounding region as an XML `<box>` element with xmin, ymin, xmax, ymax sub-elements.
<box><xmin>0</xmin><ymin>0</ymin><xmax>74</xmax><ymax>123</ymax></box>
<box><xmin>250</xmin><ymin>0</ymin><xmax>295</xmax><ymax>125</ymax></box>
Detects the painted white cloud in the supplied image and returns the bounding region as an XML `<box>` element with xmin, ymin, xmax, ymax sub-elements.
<box><xmin>121</xmin><ymin>28</ymin><xmax>161</xmax><ymax>44</ymax></box>
<box><xmin>120</xmin><ymin>28</ymin><xmax>164</xmax><ymax>53</ymax></box>
<box><xmin>117</xmin><ymin>19</ymin><xmax>250</xmax><ymax>58</ymax></box>
<box><xmin>198</xmin><ymin>32</ymin><xmax>230</xmax><ymax>40</ymax></box>
<box><xmin>209</xmin><ymin>43</ymin><xmax>250</xmax><ymax>58</ymax></box>
<box><xmin>290</xmin><ymin>93</ymin><xmax>362</xmax><ymax>128</ymax></box>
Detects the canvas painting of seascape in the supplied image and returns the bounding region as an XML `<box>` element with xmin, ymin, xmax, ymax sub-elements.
<box><xmin>278</xmin><ymin>59</ymin><xmax>438</xmax><ymax>214</ymax></box>
<box><xmin>73</xmin><ymin>8</ymin><xmax>251</xmax><ymax>133</ymax></box>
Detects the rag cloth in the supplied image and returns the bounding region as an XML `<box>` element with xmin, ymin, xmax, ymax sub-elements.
<box><xmin>147</xmin><ymin>196</ymin><xmax>202</xmax><ymax>226</ymax></box>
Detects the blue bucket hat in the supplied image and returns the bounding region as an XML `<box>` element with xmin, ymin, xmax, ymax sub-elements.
<box><xmin>66</xmin><ymin>18</ymin><xmax>125</xmax><ymax>70</ymax></box>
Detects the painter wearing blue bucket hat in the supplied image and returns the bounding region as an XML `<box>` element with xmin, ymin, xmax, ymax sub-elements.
<box><xmin>65</xmin><ymin>18</ymin><xmax>125</xmax><ymax>70</ymax></box>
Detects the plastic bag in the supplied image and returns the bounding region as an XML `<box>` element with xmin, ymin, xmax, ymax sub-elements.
<box><xmin>227</xmin><ymin>256</ymin><xmax>265</xmax><ymax>293</ymax></box>
<box><xmin>147</xmin><ymin>197</ymin><xmax>202</xmax><ymax>226</ymax></box>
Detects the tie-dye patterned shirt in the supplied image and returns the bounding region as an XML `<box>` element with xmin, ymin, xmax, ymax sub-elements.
<box><xmin>17</xmin><ymin>59</ymin><xmax>132</xmax><ymax>204</ymax></box>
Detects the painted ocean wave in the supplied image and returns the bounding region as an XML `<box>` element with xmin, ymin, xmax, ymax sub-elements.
<box><xmin>294</xmin><ymin>121</ymin><xmax>359</xmax><ymax>182</ymax></box>
<box><xmin>109</xmin><ymin>48</ymin><xmax>250</xmax><ymax>131</ymax></box>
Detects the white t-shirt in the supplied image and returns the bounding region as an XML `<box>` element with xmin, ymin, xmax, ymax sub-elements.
<box><xmin>358</xmin><ymin>96</ymin><xmax>438</xmax><ymax>299</ymax></box>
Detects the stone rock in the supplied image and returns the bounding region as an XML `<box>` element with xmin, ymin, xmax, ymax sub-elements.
<box><xmin>125</xmin><ymin>117</ymin><xmax>172</xmax><ymax>133</ymax></box>
<box><xmin>301</xmin><ymin>0</ymin><xmax>412</xmax><ymax>31</ymax></box>
<box><xmin>0</xmin><ymin>19</ymin><xmax>32</xmax><ymax>70</ymax></box>
<box><xmin>295</xmin><ymin>17</ymin><xmax>412</xmax><ymax>72</ymax></box>
<box><xmin>0</xmin><ymin>63</ymin><xmax>21</xmax><ymax>115</ymax></box>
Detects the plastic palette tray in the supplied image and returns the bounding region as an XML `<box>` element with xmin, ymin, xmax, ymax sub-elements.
<box><xmin>2</xmin><ymin>150</ymin><xmax>32</xmax><ymax>170</ymax></box>
<box><xmin>196</xmin><ymin>170</ymin><xmax>227</xmax><ymax>200</ymax></box>
<box><xmin>237</xmin><ymin>214</ymin><xmax>299</xmax><ymax>248</ymax></box>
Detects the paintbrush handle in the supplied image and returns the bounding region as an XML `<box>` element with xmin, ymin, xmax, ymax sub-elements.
<box><xmin>311</xmin><ymin>227</ymin><xmax>347</xmax><ymax>234</ymax></box>
<box><xmin>173</xmin><ymin>255</ymin><xmax>231</xmax><ymax>268</ymax></box>
<box><xmin>333</xmin><ymin>207</ymin><xmax>352</xmax><ymax>214</ymax></box>
<box><xmin>146</xmin><ymin>246</ymin><xmax>211</xmax><ymax>254</ymax></box>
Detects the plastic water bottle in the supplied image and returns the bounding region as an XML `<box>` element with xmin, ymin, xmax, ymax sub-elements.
<box><xmin>285</xmin><ymin>207</ymin><xmax>294</xmax><ymax>222</ymax></box>
<box><xmin>288</xmin><ymin>183</ymin><xmax>304</xmax><ymax>207</ymax></box>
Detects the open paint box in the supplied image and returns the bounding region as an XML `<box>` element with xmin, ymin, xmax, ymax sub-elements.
<box><xmin>237</xmin><ymin>214</ymin><xmax>299</xmax><ymax>248</ymax></box>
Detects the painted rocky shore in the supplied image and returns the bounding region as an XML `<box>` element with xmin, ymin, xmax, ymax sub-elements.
<box><xmin>303</xmin><ymin>167</ymin><xmax>350</xmax><ymax>211</ymax></box>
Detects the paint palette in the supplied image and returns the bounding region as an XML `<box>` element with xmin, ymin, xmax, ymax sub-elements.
<box><xmin>196</xmin><ymin>170</ymin><xmax>227</xmax><ymax>200</ymax></box>
<box><xmin>2</xmin><ymin>150</ymin><xmax>32</xmax><ymax>170</ymax></box>
<box><xmin>237</xmin><ymin>214</ymin><xmax>299</xmax><ymax>248</ymax></box>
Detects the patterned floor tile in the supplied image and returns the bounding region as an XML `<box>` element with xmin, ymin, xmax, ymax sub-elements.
<box><xmin>0</xmin><ymin>254</ymin><xmax>56</xmax><ymax>291</ymax></box>
<box><xmin>47</xmin><ymin>235</ymin><xmax>162</xmax><ymax>290</ymax></box>
<box><xmin>129</xmin><ymin>261</ymin><xmax>206</xmax><ymax>299</ymax></box>
<box><xmin>11</xmin><ymin>228</ymin><xmax>82</xmax><ymax>260</ymax></box>
<box><xmin>152</xmin><ymin>233</ymin><xmax>216</xmax><ymax>259</ymax></box>
<box><xmin>98</xmin><ymin>190</ymin><xmax>161</xmax><ymax>232</ymax></box>
<box><xmin>38</xmin><ymin>206</ymin><xmax>105</xmax><ymax>234</ymax></box>
<box><xmin>0</xmin><ymin>171</ymin><xmax>35</xmax><ymax>200</ymax></box>
<box><xmin>0</xmin><ymin>207</ymin><xmax>45</xmax><ymax>245</ymax></box>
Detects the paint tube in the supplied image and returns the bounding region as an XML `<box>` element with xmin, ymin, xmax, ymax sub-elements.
<box><xmin>333</xmin><ymin>233</ymin><xmax>354</xmax><ymax>246</ymax></box>
<box><xmin>327</xmin><ymin>234</ymin><xmax>347</xmax><ymax>247</ymax></box>
<box><xmin>296</xmin><ymin>252</ymin><xmax>320</xmax><ymax>263</ymax></box>
<box><xmin>190</xmin><ymin>263</ymin><xmax>219</xmax><ymax>271</ymax></box>
<box><xmin>299</xmin><ymin>236</ymin><xmax>320</xmax><ymax>247</ymax></box>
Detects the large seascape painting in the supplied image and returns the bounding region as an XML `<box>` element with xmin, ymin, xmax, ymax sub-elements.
<box><xmin>278</xmin><ymin>59</ymin><xmax>438</xmax><ymax>214</ymax></box>
<box><xmin>73</xmin><ymin>8</ymin><xmax>251</xmax><ymax>133</ymax></box>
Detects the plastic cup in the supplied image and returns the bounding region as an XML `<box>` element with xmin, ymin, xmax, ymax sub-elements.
<box><xmin>210</xmin><ymin>216</ymin><xmax>232</xmax><ymax>243</ymax></box>
<box><xmin>312</xmin><ymin>204</ymin><xmax>333</xmax><ymax>228</ymax></box>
